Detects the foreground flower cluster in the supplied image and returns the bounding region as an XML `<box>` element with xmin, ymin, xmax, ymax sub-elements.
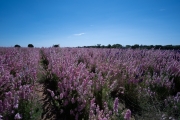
<box><xmin>40</xmin><ymin>48</ymin><xmax>180</xmax><ymax>120</ymax></box>
<box><xmin>0</xmin><ymin>47</ymin><xmax>41</xmax><ymax>120</ymax></box>
<box><xmin>0</xmin><ymin>47</ymin><xmax>180</xmax><ymax>120</ymax></box>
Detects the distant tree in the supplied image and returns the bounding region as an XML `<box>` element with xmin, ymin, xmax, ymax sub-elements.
<box><xmin>28</xmin><ymin>44</ymin><xmax>34</xmax><ymax>48</ymax></box>
<box><xmin>164</xmin><ymin>45</ymin><xmax>173</xmax><ymax>50</ymax></box>
<box><xmin>132</xmin><ymin>44</ymin><xmax>139</xmax><ymax>49</ymax></box>
<box><xmin>97</xmin><ymin>44</ymin><xmax>101</xmax><ymax>48</ymax></box>
<box><xmin>107</xmin><ymin>44</ymin><xmax>111</xmax><ymax>48</ymax></box>
<box><xmin>101</xmin><ymin>45</ymin><xmax>105</xmax><ymax>48</ymax></box>
<box><xmin>154</xmin><ymin>45</ymin><xmax>162</xmax><ymax>49</ymax></box>
<box><xmin>173</xmin><ymin>45</ymin><xmax>180</xmax><ymax>50</ymax></box>
<box><xmin>112</xmin><ymin>44</ymin><xmax>122</xmax><ymax>48</ymax></box>
<box><xmin>150</xmin><ymin>45</ymin><xmax>154</xmax><ymax>47</ymax></box>
<box><xmin>78</xmin><ymin>44</ymin><xmax>180</xmax><ymax>50</ymax></box>
<box><xmin>126</xmin><ymin>45</ymin><xmax>131</xmax><ymax>48</ymax></box>
<box><xmin>141</xmin><ymin>45</ymin><xmax>148</xmax><ymax>49</ymax></box>
<box><xmin>14</xmin><ymin>44</ymin><xmax>21</xmax><ymax>47</ymax></box>
<box><xmin>53</xmin><ymin>44</ymin><xmax>60</xmax><ymax>47</ymax></box>
<box><xmin>148</xmin><ymin>45</ymin><xmax>154</xmax><ymax>49</ymax></box>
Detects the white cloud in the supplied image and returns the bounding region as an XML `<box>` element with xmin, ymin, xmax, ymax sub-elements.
<box><xmin>74</xmin><ymin>33</ymin><xmax>85</xmax><ymax>36</ymax></box>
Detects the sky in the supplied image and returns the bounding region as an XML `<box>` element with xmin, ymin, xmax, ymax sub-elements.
<box><xmin>0</xmin><ymin>0</ymin><xmax>180</xmax><ymax>47</ymax></box>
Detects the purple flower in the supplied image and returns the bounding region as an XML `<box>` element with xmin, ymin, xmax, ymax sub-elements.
<box><xmin>75</xmin><ymin>113</ymin><xmax>79</xmax><ymax>120</ymax></box>
<box><xmin>124</xmin><ymin>109</ymin><xmax>131</xmax><ymax>120</ymax></box>
<box><xmin>70</xmin><ymin>109</ymin><xmax>74</xmax><ymax>115</ymax></box>
<box><xmin>14</xmin><ymin>113</ymin><xmax>22</xmax><ymax>119</ymax></box>
<box><xmin>14</xmin><ymin>103</ymin><xmax>19</xmax><ymax>109</ymax></box>
<box><xmin>47</xmin><ymin>89</ymin><xmax>55</xmax><ymax>97</ymax></box>
<box><xmin>113</xmin><ymin>97</ymin><xmax>119</xmax><ymax>114</ymax></box>
<box><xmin>0</xmin><ymin>115</ymin><xmax>3</xmax><ymax>120</ymax></box>
<box><xmin>103</xmin><ymin>117</ymin><xmax>108</xmax><ymax>120</ymax></box>
<box><xmin>71</xmin><ymin>97</ymin><xmax>75</xmax><ymax>104</ymax></box>
<box><xmin>60</xmin><ymin>93</ymin><xmax>63</xmax><ymax>99</ymax></box>
<box><xmin>50</xmin><ymin>91</ymin><xmax>55</xmax><ymax>97</ymax></box>
<box><xmin>0</xmin><ymin>100</ymin><xmax>2</xmax><ymax>112</ymax></box>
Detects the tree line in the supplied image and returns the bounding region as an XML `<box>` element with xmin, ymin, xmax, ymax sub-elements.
<box><xmin>14</xmin><ymin>44</ymin><xmax>180</xmax><ymax>50</ymax></box>
<box><xmin>78</xmin><ymin>44</ymin><xmax>180</xmax><ymax>50</ymax></box>
<box><xmin>14</xmin><ymin>44</ymin><xmax>34</xmax><ymax>48</ymax></box>
<box><xmin>14</xmin><ymin>44</ymin><xmax>60</xmax><ymax>48</ymax></box>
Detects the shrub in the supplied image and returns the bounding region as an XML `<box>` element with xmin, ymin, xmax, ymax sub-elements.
<box><xmin>28</xmin><ymin>44</ymin><xmax>34</xmax><ymax>48</ymax></box>
<box><xmin>53</xmin><ymin>44</ymin><xmax>60</xmax><ymax>47</ymax></box>
<box><xmin>14</xmin><ymin>44</ymin><xmax>21</xmax><ymax>47</ymax></box>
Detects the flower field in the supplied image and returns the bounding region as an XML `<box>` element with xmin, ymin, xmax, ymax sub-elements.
<box><xmin>0</xmin><ymin>47</ymin><xmax>41</xmax><ymax>120</ymax></box>
<box><xmin>0</xmin><ymin>47</ymin><xmax>180</xmax><ymax>120</ymax></box>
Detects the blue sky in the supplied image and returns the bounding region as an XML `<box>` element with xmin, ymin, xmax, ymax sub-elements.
<box><xmin>0</xmin><ymin>0</ymin><xmax>180</xmax><ymax>47</ymax></box>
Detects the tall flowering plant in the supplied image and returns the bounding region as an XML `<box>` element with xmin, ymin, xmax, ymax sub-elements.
<box><xmin>0</xmin><ymin>47</ymin><xmax>41</xmax><ymax>120</ymax></box>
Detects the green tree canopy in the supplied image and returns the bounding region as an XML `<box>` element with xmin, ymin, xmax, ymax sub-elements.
<box><xmin>28</xmin><ymin>44</ymin><xmax>34</xmax><ymax>48</ymax></box>
<box><xmin>14</xmin><ymin>44</ymin><xmax>21</xmax><ymax>47</ymax></box>
<box><xmin>53</xmin><ymin>44</ymin><xmax>60</xmax><ymax>47</ymax></box>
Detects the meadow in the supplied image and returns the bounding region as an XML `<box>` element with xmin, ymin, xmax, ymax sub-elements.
<box><xmin>0</xmin><ymin>47</ymin><xmax>180</xmax><ymax>120</ymax></box>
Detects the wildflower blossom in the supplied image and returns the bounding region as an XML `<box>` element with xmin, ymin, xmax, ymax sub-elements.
<box><xmin>124</xmin><ymin>109</ymin><xmax>131</xmax><ymax>120</ymax></box>
<box><xmin>14</xmin><ymin>103</ymin><xmax>19</xmax><ymax>109</ymax></box>
<box><xmin>0</xmin><ymin>115</ymin><xmax>3</xmax><ymax>120</ymax></box>
<box><xmin>14</xmin><ymin>113</ymin><xmax>22</xmax><ymax>119</ymax></box>
<box><xmin>113</xmin><ymin>97</ymin><xmax>119</xmax><ymax>114</ymax></box>
<box><xmin>60</xmin><ymin>93</ymin><xmax>63</xmax><ymax>99</ymax></box>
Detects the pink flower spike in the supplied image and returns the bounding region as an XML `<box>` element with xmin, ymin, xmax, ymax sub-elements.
<box><xmin>47</xmin><ymin>89</ymin><xmax>54</xmax><ymax>97</ymax></box>
<box><xmin>14</xmin><ymin>103</ymin><xmax>19</xmax><ymax>109</ymax></box>
<box><xmin>71</xmin><ymin>97</ymin><xmax>75</xmax><ymax>104</ymax></box>
<box><xmin>124</xmin><ymin>109</ymin><xmax>131</xmax><ymax>120</ymax></box>
<box><xmin>103</xmin><ymin>117</ymin><xmax>108</xmax><ymax>120</ymax></box>
<box><xmin>113</xmin><ymin>97</ymin><xmax>119</xmax><ymax>114</ymax></box>
<box><xmin>0</xmin><ymin>115</ymin><xmax>3</xmax><ymax>120</ymax></box>
<box><xmin>50</xmin><ymin>91</ymin><xmax>55</xmax><ymax>97</ymax></box>
<box><xmin>60</xmin><ymin>93</ymin><xmax>63</xmax><ymax>99</ymax></box>
<box><xmin>14</xmin><ymin>113</ymin><xmax>22</xmax><ymax>119</ymax></box>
